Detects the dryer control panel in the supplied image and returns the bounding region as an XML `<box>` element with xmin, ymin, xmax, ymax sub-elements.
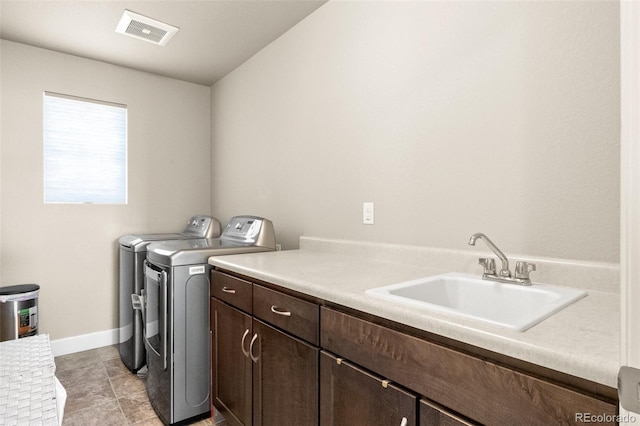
<box><xmin>222</xmin><ymin>216</ymin><xmax>262</xmax><ymax>242</ymax></box>
<box><xmin>221</xmin><ymin>216</ymin><xmax>275</xmax><ymax>247</ymax></box>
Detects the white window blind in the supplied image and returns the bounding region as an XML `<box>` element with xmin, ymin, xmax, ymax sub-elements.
<box><xmin>43</xmin><ymin>92</ymin><xmax>127</xmax><ymax>204</ymax></box>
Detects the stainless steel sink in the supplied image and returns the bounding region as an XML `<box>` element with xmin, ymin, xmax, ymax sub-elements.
<box><xmin>366</xmin><ymin>273</ymin><xmax>587</xmax><ymax>331</ymax></box>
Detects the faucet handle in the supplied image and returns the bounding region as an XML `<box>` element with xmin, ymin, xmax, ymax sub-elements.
<box><xmin>514</xmin><ymin>261</ymin><xmax>536</xmax><ymax>280</ymax></box>
<box><xmin>478</xmin><ymin>258</ymin><xmax>496</xmax><ymax>275</ymax></box>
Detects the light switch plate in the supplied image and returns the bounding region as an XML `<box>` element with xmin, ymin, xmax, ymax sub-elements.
<box><xmin>363</xmin><ymin>202</ymin><xmax>374</xmax><ymax>225</ymax></box>
<box><xmin>619</xmin><ymin>366</ymin><xmax>640</xmax><ymax>414</ymax></box>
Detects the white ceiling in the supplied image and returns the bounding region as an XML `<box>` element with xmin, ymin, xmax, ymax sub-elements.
<box><xmin>0</xmin><ymin>0</ymin><xmax>326</xmax><ymax>86</ymax></box>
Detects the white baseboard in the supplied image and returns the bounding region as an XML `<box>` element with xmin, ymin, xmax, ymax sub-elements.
<box><xmin>50</xmin><ymin>328</ymin><xmax>119</xmax><ymax>357</ymax></box>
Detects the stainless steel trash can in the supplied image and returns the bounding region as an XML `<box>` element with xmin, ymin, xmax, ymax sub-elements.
<box><xmin>0</xmin><ymin>284</ymin><xmax>40</xmax><ymax>341</ymax></box>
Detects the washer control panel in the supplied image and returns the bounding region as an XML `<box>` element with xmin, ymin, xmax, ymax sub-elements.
<box><xmin>182</xmin><ymin>215</ymin><xmax>222</xmax><ymax>238</ymax></box>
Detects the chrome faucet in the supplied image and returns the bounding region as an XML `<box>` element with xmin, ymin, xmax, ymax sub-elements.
<box><xmin>468</xmin><ymin>233</ymin><xmax>536</xmax><ymax>286</ymax></box>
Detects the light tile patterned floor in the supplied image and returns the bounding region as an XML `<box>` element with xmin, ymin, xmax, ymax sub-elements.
<box><xmin>54</xmin><ymin>345</ymin><xmax>217</xmax><ymax>425</ymax></box>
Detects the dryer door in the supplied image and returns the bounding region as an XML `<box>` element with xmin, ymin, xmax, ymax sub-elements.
<box><xmin>144</xmin><ymin>261</ymin><xmax>168</xmax><ymax>370</ymax></box>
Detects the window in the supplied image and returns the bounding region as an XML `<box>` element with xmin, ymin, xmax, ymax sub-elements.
<box><xmin>43</xmin><ymin>92</ymin><xmax>127</xmax><ymax>204</ymax></box>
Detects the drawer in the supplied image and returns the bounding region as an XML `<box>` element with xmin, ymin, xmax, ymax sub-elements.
<box><xmin>210</xmin><ymin>270</ymin><xmax>252</xmax><ymax>314</ymax></box>
<box><xmin>320</xmin><ymin>307</ymin><xmax>616</xmax><ymax>425</ymax></box>
<box><xmin>253</xmin><ymin>284</ymin><xmax>319</xmax><ymax>345</ymax></box>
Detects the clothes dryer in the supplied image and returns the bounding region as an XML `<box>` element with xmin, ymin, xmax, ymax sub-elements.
<box><xmin>142</xmin><ymin>215</ymin><xmax>275</xmax><ymax>425</ymax></box>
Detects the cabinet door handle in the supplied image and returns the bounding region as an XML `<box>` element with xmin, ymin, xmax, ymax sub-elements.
<box><xmin>249</xmin><ymin>333</ymin><xmax>259</xmax><ymax>363</ymax></box>
<box><xmin>400</xmin><ymin>417</ymin><xmax>408</xmax><ymax>426</ymax></box>
<box><xmin>222</xmin><ymin>287</ymin><xmax>236</xmax><ymax>294</ymax></box>
<box><xmin>241</xmin><ymin>329</ymin><xmax>250</xmax><ymax>358</ymax></box>
<box><xmin>270</xmin><ymin>305</ymin><xmax>291</xmax><ymax>317</ymax></box>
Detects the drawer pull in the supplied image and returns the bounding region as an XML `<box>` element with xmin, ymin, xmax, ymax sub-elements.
<box><xmin>381</xmin><ymin>379</ymin><xmax>390</xmax><ymax>389</ymax></box>
<box><xmin>249</xmin><ymin>333</ymin><xmax>260</xmax><ymax>363</ymax></box>
<box><xmin>241</xmin><ymin>329</ymin><xmax>250</xmax><ymax>358</ymax></box>
<box><xmin>222</xmin><ymin>287</ymin><xmax>236</xmax><ymax>294</ymax></box>
<box><xmin>400</xmin><ymin>417</ymin><xmax>408</xmax><ymax>426</ymax></box>
<box><xmin>336</xmin><ymin>358</ymin><xmax>344</xmax><ymax>365</ymax></box>
<box><xmin>270</xmin><ymin>305</ymin><xmax>292</xmax><ymax>317</ymax></box>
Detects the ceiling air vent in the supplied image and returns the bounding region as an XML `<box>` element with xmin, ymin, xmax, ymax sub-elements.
<box><xmin>115</xmin><ymin>10</ymin><xmax>179</xmax><ymax>46</ymax></box>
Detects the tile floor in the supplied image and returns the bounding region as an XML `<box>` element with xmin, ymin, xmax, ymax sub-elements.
<box><xmin>54</xmin><ymin>345</ymin><xmax>216</xmax><ymax>425</ymax></box>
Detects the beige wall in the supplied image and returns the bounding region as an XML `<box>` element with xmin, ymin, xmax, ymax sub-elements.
<box><xmin>210</xmin><ymin>1</ymin><xmax>620</xmax><ymax>263</ymax></box>
<box><xmin>0</xmin><ymin>40</ymin><xmax>212</xmax><ymax>340</ymax></box>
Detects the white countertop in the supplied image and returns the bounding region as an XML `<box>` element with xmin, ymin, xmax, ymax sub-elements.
<box><xmin>208</xmin><ymin>238</ymin><xmax>620</xmax><ymax>388</ymax></box>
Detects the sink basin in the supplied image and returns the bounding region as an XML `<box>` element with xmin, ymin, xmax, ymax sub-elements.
<box><xmin>366</xmin><ymin>273</ymin><xmax>586</xmax><ymax>331</ymax></box>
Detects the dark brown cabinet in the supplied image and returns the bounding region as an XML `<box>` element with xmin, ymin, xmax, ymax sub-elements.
<box><xmin>252</xmin><ymin>320</ymin><xmax>318</xmax><ymax>426</ymax></box>
<box><xmin>210</xmin><ymin>271</ymin><xmax>319</xmax><ymax>426</ymax></box>
<box><xmin>212</xmin><ymin>269</ymin><xmax>617</xmax><ymax>426</ymax></box>
<box><xmin>320</xmin><ymin>351</ymin><xmax>417</xmax><ymax>426</ymax></box>
<box><xmin>211</xmin><ymin>298</ymin><xmax>252</xmax><ymax>426</ymax></box>
<box><xmin>321</xmin><ymin>306</ymin><xmax>617</xmax><ymax>425</ymax></box>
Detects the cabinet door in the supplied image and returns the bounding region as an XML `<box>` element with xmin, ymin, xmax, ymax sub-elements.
<box><xmin>420</xmin><ymin>399</ymin><xmax>476</xmax><ymax>426</ymax></box>
<box><xmin>252</xmin><ymin>319</ymin><xmax>319</xmax><ymax>426</ymax></box>
<box><xmin>320</xmin><ymin>351</ymin><xmax>417</xmax><ymax>426</ymax></box>
<box><xmin>211</xmin><ymin>298</ymin><xmax>253</xmax><ymax>426</ymax></box>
